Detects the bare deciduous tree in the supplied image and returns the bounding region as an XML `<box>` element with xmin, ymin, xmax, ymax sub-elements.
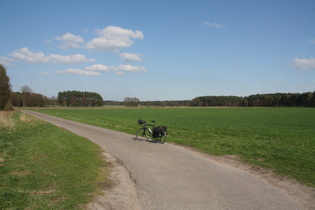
<box><xmin>124</xmin><ymin>97</ymin><xmax>140</xmax><ymax>107</ymax></box>
<box><xmin>20</xmin><ymin>85</ymin><xmax>33</xmax><ymax>107</ymax></box>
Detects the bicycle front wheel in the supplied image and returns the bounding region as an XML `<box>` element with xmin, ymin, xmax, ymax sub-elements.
<box><xmin>136</xmin><ymin>128</ymin><xmax>151</xmax><ymax>141</ymax></box>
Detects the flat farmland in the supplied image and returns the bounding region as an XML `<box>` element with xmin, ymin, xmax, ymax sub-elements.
<box><xmin>35</xmin><ymin>107</ymin><xmax>315</xmax><ymax>187</ymax></box>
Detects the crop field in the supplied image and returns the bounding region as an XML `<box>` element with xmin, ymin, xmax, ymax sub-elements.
<box><xmin>34</xmin><ymin>107</ymin><xmax>315</xmax><ymax>187</ymax></box>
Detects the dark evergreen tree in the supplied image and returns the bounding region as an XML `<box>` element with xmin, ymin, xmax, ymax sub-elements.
<box><xmin>57</xmin><ymin>91</ymin><xmax>104</xmax><ymax>107</ymax></box>
<box><xmin>0</xmin><ymin>64</ymin><xmax>13</xmax><ymax>110</ymax></box>
<box><xmin>190</xmin><ymin>92</ymin><xmax>315</xmax><ymax>107</ymax></box>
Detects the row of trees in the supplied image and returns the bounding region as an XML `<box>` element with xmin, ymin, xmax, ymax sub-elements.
<box><xmin>1</xmin><ymin>63</ymin><xmax>57</xmax><ymax>109</ymax></box>
<box><xmin>10</xmin><ymin>85</ymin><xmax>57</xmax><ymax>107</ymax></box>
<box><xmin>57</xmin><ymin>91</ymin><xmax>104</xmax><ymax>107</ymax></box>
<box><xmin>190</xmin><ymin>92</ymin><xmax>315</xmax><ymax>107</ymax></box>
<box><xmin>141</xmin><ymin>100</ymin><xmax>191</xmax><ymax>107</ymax></box>
<box><xmin>2</xmin><ymin>63</ymin><xmax>315</xmax><ymax>109</ymax></box>
<box><xmin>190</xmin><ymin>96</ymin><xmax>242</xmax><ymax>107</ymax></box>
<box><xmin>13</xmin><ymin>91</ymin><xmax>42</xmax><ymax>107</ymax></box>
<box><xmin>242</xmin><ymin>92</ymin><xmax>315</xmax><ymax>107</ymax></box>
<box><xmin>104</xmin><ymin>99</ymin><xmax>191</xmax><ymax>107</ymax></box>
<box><xmin>123</xmin><ymin>97</ymin><xmax>140</xmax><ymax>107</ymax></box>
<box><xmin>12</xmin><ymin>92</ymin><xmax>51</xmax><ymax>107</ymax></box>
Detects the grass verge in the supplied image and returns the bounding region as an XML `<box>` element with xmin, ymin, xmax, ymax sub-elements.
<box><xmin>0</xmin><ymin>111</ymin><xmax>110</xmax><ymax>209</ymax></box>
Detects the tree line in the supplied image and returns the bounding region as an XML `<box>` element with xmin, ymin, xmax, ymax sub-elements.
<box><xmin>190</xmin><ymin>96</ymin><xmax>242</xmax><ymax>107</ymax></box>
<box><xmin>1</xmin><ymin>64</ymin><xmax>57</xmax><ymax>109</ymax></box>
<box><xmin>104</xmin><ymin>99</ymin><xmax>191</xmax><ymax>107</ymax></box>
<box><xmin>57</xmin><ymin>91</ymin><xmax>103</xmax><ymax>107</ymax></box>
<box><xmin>123</xmin><ymin>97</ymin><xmax>140</xmax><ymax>107</ymax></box>
<box><xmin>12</xmin><ymin>91</ymin><xmax>50</xmax><ymax>107</ymax></box>
<box><xmin>190</xmin><ymin>92</ymin><xmax>315</xmax><ymax>107</ymax></box>
<box><xmin>242</xmin><ymin>92</ymin><xmax>315</xmax><ymax>107</ymax></box>
<box><xmin>1</xmin><ymin>64</ymin><xmax>315</xmax><ymax>110</ymax></box>
<box><xmin>141</xmin><ymin>100</ymin><xmax>191</xmax><ymax>107</ymax></box>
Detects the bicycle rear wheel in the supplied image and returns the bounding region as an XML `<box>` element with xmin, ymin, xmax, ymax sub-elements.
<box><xmin>153</xmin><ymin>130</ymin><xmax>167</xmax><ymax>144</ymax></box>
<box><xmin>158</xmin><ymin>133</ymin><xmax>166</xmax><ymax>144</ymax></box>
<box><xmin>162</xmin><ymin>134</ymin><xmax>166</xmax><ymax>143</ymax></box>
<box><xmin>136</xmin><ymin>128</ymin><xmax>151</xmax><ymax>141</ymax></box>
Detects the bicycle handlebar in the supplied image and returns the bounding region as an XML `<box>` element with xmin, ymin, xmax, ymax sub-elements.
<box><xmin>139</xmin><ymin>118</ymin><xmax>157</xmax><ymax>126</ymax></box>
<box><xmin>142</xmin><ymin>120</ymin><xmax>157</xmax><ymax>127</ymax></box>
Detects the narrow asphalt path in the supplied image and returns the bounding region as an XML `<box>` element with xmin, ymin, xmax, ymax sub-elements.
<box><xmin>24</xmin><ymin>110</ymin><xmax>304</xmax><ymax>210</ymax></box>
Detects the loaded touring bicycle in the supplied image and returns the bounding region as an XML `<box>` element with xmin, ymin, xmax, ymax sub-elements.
<box><xmin>136</xmin><ymin>118</ymin><xmax>167</xmax><ymax>143</ymax></box>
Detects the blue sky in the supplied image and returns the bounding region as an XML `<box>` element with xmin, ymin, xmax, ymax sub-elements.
<box><xmin>1</xmin><ymin>0</ymin><xmax>314</xmax><ymax>101</ymax></box>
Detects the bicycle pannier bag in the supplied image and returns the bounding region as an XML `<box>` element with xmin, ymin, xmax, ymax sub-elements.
<box><xmin>153</xmin><ymin>126</ymin><xmax>167</xmax><ymax>138</ymax></box>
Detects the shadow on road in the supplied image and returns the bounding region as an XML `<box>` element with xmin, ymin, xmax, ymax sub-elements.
<box><xmin>132</xmin><ymin>137</ymin><xmax>165</xmax><ymax>144</ymax></box>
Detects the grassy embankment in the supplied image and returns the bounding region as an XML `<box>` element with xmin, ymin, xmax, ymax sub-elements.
<box><xmin>35</xmin><ymin>107</ymin><xmax>315</xmax><ymax>187</ymax></box>
<box><xmin>0</xmin><ymin>111</ymin><xmax>110</xmax><ymax>209</ymax></box>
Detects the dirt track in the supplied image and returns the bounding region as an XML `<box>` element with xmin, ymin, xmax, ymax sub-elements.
<box><xmin>23</xmin><ymin>110</ymin><xmax>315</xmax><ymax>210</ymax></box>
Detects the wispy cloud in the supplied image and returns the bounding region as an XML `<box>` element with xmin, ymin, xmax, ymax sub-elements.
<box><xmin>204</xmin><ymin>22</ymin><xmax>223</xmax><ymax>29</ymax></box>
<box><xmin>85</xmin><ymin>64</ymin><xmax>112</xmax><ymax>72</ymax></box>
<box><xmin>0</xmin><ymin>56</ymin><xmax>16</xmax><ymax>66</ymax></box>
<box><xmin>310</xmin><ymin>38</ymin><xmax>315</xmax><ymax>44</ymax></box>
<box><xmin>114</xmin><ymin>64</ymin><xmax>146</xmax><ymax>74</ymax></box>
<box><xmin>10</xmin><ymin>48</ymin><xmax>94</xmax><ymax>64</ymax></box>
<box><xmin>86</xmin><ymin>26</ymin><xmax>144</xmax><ymax>52</ymax></box>
<box><xmin>56</xmin><ymin>64</ymin><xmax>146</xmax><ymax>76</ymax></box>
<box><xmin>86</xmin><ymin>64</ymin><xmax>146</xmax><ymax>74</ymax></box>
<box><xmin>291</xmin><ymin>58</ymin><xmax>315</xmax><ymax>71</ymax></box>
<box><xmin>120</xmin><ymin>52</ymin><xmax>142</xmax><ymax>62</ymax></box>
<box><xmin>56</xmin><ymin>68</ymin><xmax>100</xmax><ymax>76</ymax></box>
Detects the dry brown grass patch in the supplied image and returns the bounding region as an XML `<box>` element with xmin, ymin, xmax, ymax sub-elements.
<box><xmin>0</xmin><ymin>111</ymin><xmax>15</xmax><ymax>129</ymax></box>
<box><xmin>19</xmin><ymin>112</ymin><xmax>40</xmax><ymax>124</ymax></box>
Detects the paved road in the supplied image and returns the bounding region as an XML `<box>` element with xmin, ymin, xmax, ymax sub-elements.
<box><xmin>24</xmin><ymin>110</ymin><xmax>303</xmax><ymax>210</ymax></box>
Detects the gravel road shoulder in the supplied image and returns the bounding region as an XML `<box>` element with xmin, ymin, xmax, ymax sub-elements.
<box><xmin>86</xmin><ymin>152</ymin><xmax>142</xmax><ymax>210</ymax></box>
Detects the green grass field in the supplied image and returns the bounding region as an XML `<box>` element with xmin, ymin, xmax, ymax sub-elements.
<box><xmin>0</xmin><ymin>111</ymin><xmax>110</xmax><ymax>209</ymax></box>
<box><xmin>34</xmin><ymin>107</ymin><xmax>315</xmax><ymax>187</ymax></box>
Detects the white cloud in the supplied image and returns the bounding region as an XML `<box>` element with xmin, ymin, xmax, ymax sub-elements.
<box><xmin>85</xmin><ymin>64</ymin><xmax>112</xmax><ymax>72</ymax></box>
<box><xmin>120</xmin><ymin>52</ymin><xmax>142</xmax><ymax>62</ymax></box>
<box><xmin>310</xmin><ymin>38</ymin><xmax>315</xmax><ymax>44</ymax></box>
<box><xmin>55</xmin><ymin>33</ymin><xmax>84</xmax><ymax>49</ymax></box>
<box><xmin>0</xmin><ymin>56</ymin><xmax>16</xmax><ymax>66</ymax></box>
<box><xmin>86</xmin><ymin>64</ymin><xmax>146</xmax><ymax>74</ymax></box>
<box><xmin>291</xmin><ymin>58</ymin><xmax>315</xmax><ymax>71</ymax></box>
<box><xmin>49</xmin><ymin>54</ymin><xmax>94</xmax><ymax>64</ymax></box>
<box><xmin>114</xmin><ymin>64</ymin><xmax>146</xmax><ymax>74</ymax></box>
<box><xmin>57</xmin><ymin>68</ymin><xmax>100</xmax><ymax>76</ymax></box>
<box><xmin>86</xmin><ymin>26</ymin><xmax>144</xmax><ymax>52</ymax></box>
<box><xmin>10</xmin><ymin>48</ymin><xmax>94</xmax><ymax>64</ymax></box>
<box><xmin>56</xmin><ymin>33</ymin><xmax>84</xmax><ymax>43</ymax></box>
<box><xmin>56</xmin><ymin>63</ymin><xmax>146</xmax><ymax>76</ymax></box>
<box><xmin>204</xmin><ymin>22</ymin><xmax>223</xmax><ymax>28</ymax></box>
